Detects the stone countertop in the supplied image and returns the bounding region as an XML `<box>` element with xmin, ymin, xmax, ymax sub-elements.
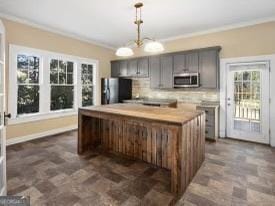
<box><xmin>197</xmin><ymin>101</ymin><xmax>220</xmax><ymax>108</ymax></box>
<box><xmin>123</xmin><ymin>98</ymin><xmax>177</xmax><ymax>106</ymax></box>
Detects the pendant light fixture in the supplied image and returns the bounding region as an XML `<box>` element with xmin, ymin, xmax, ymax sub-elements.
<box><xmin>116</xmin><ymin>2</ymin><xmax>164</xmax><ymax>57</ymax></box>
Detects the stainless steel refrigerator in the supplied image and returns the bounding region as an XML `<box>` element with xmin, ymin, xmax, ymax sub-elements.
<box><xmin>101</xmin><ymin>78</ymin><xmax>132</xmax><ymax>104</ymax></box>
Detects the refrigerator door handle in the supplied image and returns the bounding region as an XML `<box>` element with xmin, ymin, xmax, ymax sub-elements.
<box><xmin>107</xmin><ymin>88</ymin><xmax>111</xmax><ymax>103</ymax></box>
<box><xmin>103</xmin><ymin>90</ymin><xmax>108</xmax><ymax>104</ymax></box>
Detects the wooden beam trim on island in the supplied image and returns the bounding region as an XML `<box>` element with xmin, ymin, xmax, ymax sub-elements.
<box><xmin>78</xmin><ymin>104</ymin><xmax>205</xmax><ymax>196</ymax></box>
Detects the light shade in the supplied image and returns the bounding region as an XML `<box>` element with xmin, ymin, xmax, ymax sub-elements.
<box><xmin>144</xmin><ymin>41</ymin><xmax>164</xmax><ymax>53</ymax></box>
<box><xmin>115</xmin><ymin>47</ymin><xmax>134</xmax><ymax>57</ymax></box>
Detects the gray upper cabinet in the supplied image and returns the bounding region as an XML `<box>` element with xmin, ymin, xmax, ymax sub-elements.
<box><xmin>199</xmin><ymin>49</ymin><xmax>219</xmax><ymax>88</ymax></box>
<box><xmin>186</xmin><ymin>52</ymin><xmax>199</xmax><ymax>73</ymax></box>
<box><xmin>120</xmin><ymin>61</ymin><xmax>128</xmax><ymax>77</ymax></box>
<box><xmin>138</xmin><ymin>57</ymin><xmax>149</xmax><ymax>77</ymax></box>
<box><xmin>160</xmin><ymin>55</ymin><xmax>173</xmax><ymax>88</ymax></box>
<box><xmin>149</xmin><ymin>56</ymin><xmax>161</xmax><ymax>89</ymax></box>
<box><xmin>149</xmin><ymin>55</ymin><xmax>173</xmax><ymax>89</ymax></box>
<box><xmin>173</xmin><ymin>53</ymin><xmax>186</xmax><ymax>74</ymax></box>
<box><xmin>111</xmin><ymin>58</ymin><xmax>149</xmax><ymax>78</ymax></box>
<box><xmin>173</xmin><ymin>52</ymin><xmax>199</xmax><ymax>74</ymax></box>
<box><xmin>111</xmin><ymin>60</ymin><xmax>128</xmax><ymax>77</ymax></box>
<box><xmin>111</xmin><ymin>46</ymin><xmax>220</xmax><ymax>89</ymax></box>
<box><xmin>127</xmin><ymin>59</ymin><xmax>138</xmax><ymax>76</ymax></box>
<box><xmin>111</xmin><ymin>61</ymin><xmax>121</xmax><ymax>77</ymax></box>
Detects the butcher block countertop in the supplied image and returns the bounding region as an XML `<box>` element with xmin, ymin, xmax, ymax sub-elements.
<box><xmin>79</xmin><ymin>103</ymin><xmax>203</xmax><ymax>125</ymax></box>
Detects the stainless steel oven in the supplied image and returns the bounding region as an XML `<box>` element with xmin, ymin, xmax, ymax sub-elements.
<box><xmin>173</xmin><ymin>73</ymin><xmax>200</xmax><ymax>88</ymax></box>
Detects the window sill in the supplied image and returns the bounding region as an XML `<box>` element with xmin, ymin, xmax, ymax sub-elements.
<box><xmin>8</xmin><ymin>110</ymin><xmax>78</xmax><ymax>125</ymax></box>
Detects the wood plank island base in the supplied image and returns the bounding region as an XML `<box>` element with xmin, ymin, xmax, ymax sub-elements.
<box><xmin>78</xmin><ymin>104</ymin><xmax>205</xmax><ymax>196</ymax></box>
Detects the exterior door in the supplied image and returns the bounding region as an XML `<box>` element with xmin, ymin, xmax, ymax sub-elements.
<box><xmin>0</xmin><ymin>20</ymin><xmax>6</xmax><ymax>195</ymax></box>
<box><xmin>226</xmin><ymin>62</ymin><xmax>270</xmax><ymax>144</ymax></box>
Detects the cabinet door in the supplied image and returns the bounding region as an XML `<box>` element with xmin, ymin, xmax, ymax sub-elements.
<box><xmin>127</xmin><ymin>59</ymin><xmax>138</xmax><ymax>77</ymax></box>
<box><xmin>120</xmin><ymin>60</ymin><xmax>128</xmax><ymax>77</ymax></box>
<box><xmin>160</xmin><ymin>55</ymin><xmax>173</xmax><ymax>88</ymax></box>
<box><xmin>111</xmin><ymin>61</ymin><xmax>121</xmax><ymax>77</ymax></box>
<box><xmin>186</xmin><ymin>52</ymin><xmax>199</xmax><ymax>73</ymax></box>
<box><xmin>138</xmin><ymin>57</ymin><xmax>149</xmax><ymax>77</ymax></box>
<box><xmin>199</xmin><ymin>50</ymin><xmax>218</xmax><ymax>88</ymax></box>
<box><xmin>149</xmin><ymin>56</ymin><xmax>161</xmax><ymax>89</ymax></box>
<box><xmin>173</xmin><ymin>53</ymin><xmax>186</xmax><ymax>74</ymax></box>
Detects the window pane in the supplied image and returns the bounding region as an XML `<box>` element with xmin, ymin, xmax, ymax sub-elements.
<box><xmin>51</xmin><ymin>86</ymin><xmax>74</xmax><ymax>110</ymax></box>
<box><xmin>59</xmin><ymin>60</ymin><xmax>66</xmax><ymax>73</ymax></box>
<box><xmin>81</xmin><ymin>64</ymin><xmax>87</xmax><ymax>84</ymax></box>
<box><xmin>28</xmin><ymin>56</ymin><xmax>35</xmax><ymax>69</ymax></box>
<box><xmin>67</xmin><ymin>62</ymin><xmax>74</xmax><ymax>73</ymax></box>
<box><xmin>29</xmin><ymin>69</ymin><xmax>39</xmax><ymax>83</ymax></box>
<box><xmin>67</xmin><ymin>73</ymin><xmax>73</xmax><ymax>84</ymax></box>
<box><xmin>17</xmin><ymin>69</ymin><xmax>28</xmax><ymax>83</ymax></box>
<box><xmin>17</xmin><ymin>55</ymin><xmax>28</xmax><ymax>69</ymax></box>
<box><xmin>82</xmin><ymin>85</ymin><xmax>93</xmax><ymax>107</ymax></box>
<box><xmin>59</xmin><ymin>72</ymin><xmax>66</xmax><ymax>84</ymax></box>
<box><xmin>17</xmin><ymin>85</ymin><xmax>39</xmax><ymax>115</ymax></box>
<box><xmin>50</xmin><ymin>59</ymin><xmax>58</xmax><ymax>73</ymax></box>
<box><xmin>243</xmin><ymin>71</ymin><xmax>251</xmax><ymax>81</ymax></box>
<box><xmin>50</xmin><ymin>72</ymin><xmax>58</xmax><ymax>84</ymax></box>
<box><xmin>88</xmin><ymin>64</ymin><xmax>93</xmax><ymax>73</ymax></box>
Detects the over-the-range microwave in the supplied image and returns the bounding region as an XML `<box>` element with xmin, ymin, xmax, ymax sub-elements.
<box><xmin>173</xmin><ymin>73</ymin><xmax>200</xmax><ymax>88</ymax></box>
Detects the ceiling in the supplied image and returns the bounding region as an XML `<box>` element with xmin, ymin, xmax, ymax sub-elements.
<box><xmin>0</xmin><ymin>0</ymin><xmax>275</xmax><ymax>49</ymax></box>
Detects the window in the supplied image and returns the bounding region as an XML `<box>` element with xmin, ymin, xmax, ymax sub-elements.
<box><xmin>50</xmin><ymin>59</ymin><xmax>74</xmax><ymax>111</ymax></box>
<box><xmin>17</xmin><ymin>55</ymin><xmax>40</xmax><ymax>115</ymax></box>
<box><xmin>81</xmin><ymin>63</ymin><xmax>94</xmax><ymax>107</ymax></box>
<box><xmin>9</xmin><ymin>45</ymin><xmax>98</xmax><ymax>124</ymax></box>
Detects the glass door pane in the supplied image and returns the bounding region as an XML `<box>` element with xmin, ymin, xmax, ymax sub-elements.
<box><xmin>233</xmin><ymin>70</ymin><xmax>261</xmax><ymax>133</ymax></box>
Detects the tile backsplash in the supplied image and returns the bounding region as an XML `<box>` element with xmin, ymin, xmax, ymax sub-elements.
<box><xmin>132</xmin><ymin>78</ymin><xmax>219</xmax><ymax>104</ymax></box>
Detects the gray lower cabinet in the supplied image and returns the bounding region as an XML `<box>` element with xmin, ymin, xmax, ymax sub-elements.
<box><xmin>196</xmin><ymin>105</ymin><xmax>219</xmax><ymax>141</ymax></box>
<box><xmin>199</xmin><ymin>49</ymin><xmax>219</xmax><ymax>88</ymax></box>
<box><xmin>149</xmin><ymin>55</ymin><xmax>173</xmax><ymax>89</ymax></box>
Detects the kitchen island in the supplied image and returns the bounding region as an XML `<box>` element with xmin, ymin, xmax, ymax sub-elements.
<box><xmin>78</xmin><ymin>104</ymin><xmax>205</xmax><ymax>196</ymax></box>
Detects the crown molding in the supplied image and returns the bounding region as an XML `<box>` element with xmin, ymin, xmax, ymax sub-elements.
<box><xmin>0</xmin><ymin>12</ymin><xmax>116</xmax><ymax>51</ymax></box>
<box><xmin>1</xmin><ymin>12</ymin><xmax>275</xmax><ymax>50</ymax></box>
<box><xmin>159</xmin><ymin>16</ymin><xmax>275</xmax><ymax>43</ymax></box>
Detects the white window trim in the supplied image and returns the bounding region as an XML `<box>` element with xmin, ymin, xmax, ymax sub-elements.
<box><xmin>8</xmin><ymin>44</ymin><xmax>99</xmax><ymax>125</ymax></box>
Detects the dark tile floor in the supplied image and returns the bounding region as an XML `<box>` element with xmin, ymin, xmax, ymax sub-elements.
<box><xmin>7</xmin><ymin>131</ymin><xmax>275</xmax><ymax>206</ymax></box>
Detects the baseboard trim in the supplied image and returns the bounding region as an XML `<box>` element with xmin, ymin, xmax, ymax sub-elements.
<box><xmin>6</xmin><ymin>125</ymin><xmax>78</xmax><ymax>146</ymax></box>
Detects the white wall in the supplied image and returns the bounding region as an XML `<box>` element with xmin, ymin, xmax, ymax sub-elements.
<box><xmin>220</xmin><ymin>54</ymin><xmax>275</xmax><ymax>147</ymax></box>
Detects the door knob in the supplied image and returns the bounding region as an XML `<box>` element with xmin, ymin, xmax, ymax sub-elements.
<box><xmin>4</xmin><ymin>113</ymin><xmax>11</xmax><ymax>119</ymax></box>
<box><xmin>4</xmin><ymin>113</ymin><xmax>11</xmax><ymax>126</ymax></box>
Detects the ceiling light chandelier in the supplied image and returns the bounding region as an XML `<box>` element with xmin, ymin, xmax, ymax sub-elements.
<box><xmin>116</xmin><ymin>2</ymin><xmax>164</xmax><ymax>57</ymax></box>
